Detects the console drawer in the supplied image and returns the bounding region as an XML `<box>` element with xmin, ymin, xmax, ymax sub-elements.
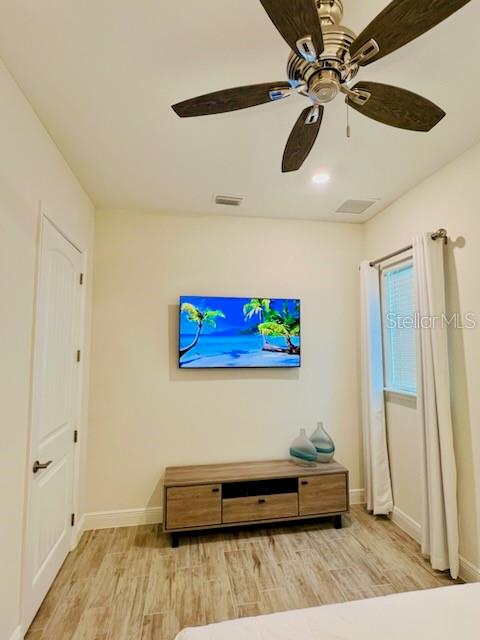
<box><xmin>166</xmin><ymin>484</ymin><xmax>221</xmax><ymax>530</ymax></box>
<box><xmin>223</xmin><ymin>493</ymin><xmax>298</xmax><ymax>524</ymax></box>
<box><xmin>299</xmin><ymin>473</ymin><xmax>347</xmax><ymax>516</ymax></box>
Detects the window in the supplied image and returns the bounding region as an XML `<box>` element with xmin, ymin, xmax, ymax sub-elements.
<box><xmin>382</xmin><ymin>263</ymin><xmax>417</xmax><ymax>395</ymax></box>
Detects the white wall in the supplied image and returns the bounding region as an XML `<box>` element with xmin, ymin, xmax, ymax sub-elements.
<box><xmin>86</xmin><ymin>210</ymin><xmax>364</xmax><ymax>517</ymax></box>
<box><xmin>0</xmin><ymin>59</ymin><xmax>94</xmax><ymax>640</ymax></box>
<box><xmin>364</xmin><ymin>141</ymin><xmax>480</xmax><ymax>574</ymax></box>
<box><xmin>383</xmin><ymin>393</ymin><xmax>421</xmax><ymax>525</ymax></box>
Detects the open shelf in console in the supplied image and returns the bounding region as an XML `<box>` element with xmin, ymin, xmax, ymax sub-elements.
<box><xmin>222</xmin><ymin>477</ymin><xmax>298</xmax><ymax>499</ymax></box>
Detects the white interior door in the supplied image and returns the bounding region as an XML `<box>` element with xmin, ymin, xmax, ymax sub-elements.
<box><xmin>23</xmin><ymin>217</ymin><xmax>83</xmax><ymax>630</ymax></box>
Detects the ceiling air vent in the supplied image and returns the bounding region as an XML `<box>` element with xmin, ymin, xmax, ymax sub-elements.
<box><xmin>336</xmin><ymin>199</ymin><xmax>377</xmax><ymax>215</ymax></box>
<box><xmin>214</xmin><ymin>194</ymin><xmax>244</xmax><ymax>207</ymax></box>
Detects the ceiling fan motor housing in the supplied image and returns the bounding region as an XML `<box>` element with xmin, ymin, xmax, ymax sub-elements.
<box><xmin>287</xmin><ymin>21</ymin><xmax>357</xmax><ymax>104</ymax></box>
<box><xmin>307</xmin><ymin>69</ymin><xmax>339</xmax><ymax>103</ymax></box>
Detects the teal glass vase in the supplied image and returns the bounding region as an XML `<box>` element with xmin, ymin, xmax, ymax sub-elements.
<box><xmin>290</xmin><ymin>429</ymin><xmax>318</xmax><ymax>467</ymax></box>
<box><xmin>311</xmin><ymin>422</ymin><xmax>335</xmax><ymax>463</ymax></box>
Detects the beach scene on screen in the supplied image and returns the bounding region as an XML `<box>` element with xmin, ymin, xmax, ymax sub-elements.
<box><xmin>179</xmin><ymin>296</ymin><xmax>301</xmax><ymax>369</ymax></box>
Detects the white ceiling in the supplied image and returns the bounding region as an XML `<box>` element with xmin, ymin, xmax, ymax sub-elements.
<box><xmin>0</xmin><ymin>0</ymin><xmax>479</xmax><ymax>222</ymax></box>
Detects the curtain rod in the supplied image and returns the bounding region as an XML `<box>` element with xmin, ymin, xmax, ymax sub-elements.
<box><xmin>369</xmin><ymin>228</ymin><xmax>448</xmax><ymax>268</ymax></box>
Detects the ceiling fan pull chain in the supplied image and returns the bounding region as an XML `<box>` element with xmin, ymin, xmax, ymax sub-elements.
<box><xmin>346</xmin><ymin>101</ymin><xmax>351</xmax><ymax>139</ymax></box>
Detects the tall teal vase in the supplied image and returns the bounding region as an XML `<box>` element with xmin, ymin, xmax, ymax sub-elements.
<box><xmin>290</xmin><ymin>428</ymin><xmax>318</xmax><ymax>467</ymax></box>
<box><xmin>311</xmin><ymin>422</ymin><xmax>335</xmax><ymax>463</ymax></box>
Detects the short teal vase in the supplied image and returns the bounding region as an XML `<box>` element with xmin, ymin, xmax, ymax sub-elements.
<box><xmin>311</xmin><ymin>422</ymin><xmax>335</xmax><ymax>463</ymax></box>
<box><xmin>290</xmin><ymin>428</ymin><xmax>318</xmax><ymax>467</ymax></box>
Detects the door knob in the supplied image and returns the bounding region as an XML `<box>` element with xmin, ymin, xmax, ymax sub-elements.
<box><xmin>33</xmin><ymin>460</ymin><xmax>52</xmax><ymax>474</ymax></box>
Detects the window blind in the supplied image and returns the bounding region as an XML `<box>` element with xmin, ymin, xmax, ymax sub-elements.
<box><xmin>384</xmin><ymin>264</ymin><xmax>417</xmax><ymax>394</ymax></box>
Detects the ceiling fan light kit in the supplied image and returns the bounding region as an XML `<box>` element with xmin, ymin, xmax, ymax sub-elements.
<box><xmin>172</xmin><ymin>0</ymin><xmax>470</xmax><ymax>173</ymax></box>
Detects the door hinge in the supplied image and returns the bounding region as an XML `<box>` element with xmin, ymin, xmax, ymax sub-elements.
<box><xmin>74</xmin><ymin>430</ymin><xmax>78</xmax><ymax>444</ymax></box>
<box><xmin>76</xmin><ymin>350</ymin><xmax>81</xmax><ymax>363</ymax></box>
<box><xmin>71</xmin><ymin>513</ymin><xmax>75</xmax><ymax>527</ymax></box>
<box><xmin>79</xmin><ymin>273</ymin><xmax>84</xmax><ymax>285</ymax></box>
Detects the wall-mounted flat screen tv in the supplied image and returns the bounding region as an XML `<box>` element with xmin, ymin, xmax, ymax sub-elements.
<box><xmin>179</xmin><ymin>296</ymin><xmax>301</xmax><ymax>369</ymax></box>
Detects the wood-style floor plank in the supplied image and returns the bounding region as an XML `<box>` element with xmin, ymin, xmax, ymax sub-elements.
<box><xmin>278</xmin><ymin>559</ymin><xmax>322</xmax><ymax>607</ymax></box>
<box><xmin>106</xmin><ymin>574</ymin><xmax>148</xmax><ymax>640</ymax></box>
<box><xmin>87</xmin><ymin>551</ymin><xmax>128</xmax><ymax>609</ymax></box>
<box><xmin>109</xmin><ymin>526</ymin><xmax>137</xmax><ymax>554</ymax></box>
<box><xmin>144</xmin><ymin>554</ymin><xmax>175</xmax><ymax>615</ymax></box>
<box><xmin>224</xmin><ymin>549</ymin><xmax>262</xmax><ymax>605</ymax></box>
<box><xmin>72</xmin><ymin>606</ymin><xmax>110</xmax><ymax>640</ymax></box>
<box><xmin>41</xmin><ymin>578</ymin><xmax>92</xmax><ymax>639</ymax></box>
<box><xmin>235</xmin><ymin>602</ymin><xmax>263</xmax><ymax>618</ymax></box>
<box><xmin>247</xmin><ymin>545</ymin><xmax>286</xmax><ymax>590</ymax></box>
<box><xmin>202</xmin><ymin>578</ymin><xmax>236</xmax><ymax>624</ymax></box>
<box><xmin>71</xmin><ymin>529</ymin><xmax>114</xmax><ymax>582</ymax></box>
<box><xmin>26</xmin><ymin>506</ymin><xmax>462</xmax><ymax>640</ymax></box>
<box><xmin>171</xmin><ymin>567</ymin><xmax>206</xmax><ymax>631</ymax></box>
<box><xmin>141</xmin><ymin>614</ymin><xmax>165</xmax><ymax>640</ymax></box>
<box><xmin>261</xmin><ymin>585</ymin><xmax>304</xmax><ymax>614</ymax></box>
<box><xmin>295</xmin><ymin>548</ymin><xmax>347</xmax><ymax>604</ymax></box>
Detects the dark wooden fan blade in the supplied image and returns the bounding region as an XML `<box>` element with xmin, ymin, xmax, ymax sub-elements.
<box><xmin>282</xmin><ymin>106</ymin><xmax>323</xmax><ymax>173</ymax></box>
<box><xmin>259</xmin><ymin>0</ymin><xmax>324</xmax><ymax>59</ymax></box>
<box><xmin>172</xmin><ymin>82</ymin><xmax>291</xmax><ymax>118</ymax></box>
<box><xmin>348</xmin><ymin>82</ymin><xmax>446</xmax><ymax>132</ymax></box>
<box><xmin>350</xmin><ymin>0</ymin><xmax>471</xmax><ymax>66</ymax></box>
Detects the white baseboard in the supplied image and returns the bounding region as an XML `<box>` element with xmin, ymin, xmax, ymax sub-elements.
<box><xmin>459</xmin><ymin>555</ymin><xmax>480</xmax><ymax>583</ymax></box>
<box><xmin>84</xmin><ymin>490</ymin><xmax>365</xmax><ymax>531</ymax></box>
<box><xmin>349</xmin><ymin>488</ymin><xmax>366</xmax><ymax>505</ymax></box>
<box><xmin>391</xmin><ymin>506</ymin><xmax>422</xmax><ymax>543</ymax></box>
<box><xmin>84</xmin><ymin>506</ymin><xmax>164</xmax><ymax>530</ymax></box>
<box><xmin>9</xmin><ymin>626</ymin><xmax>21</xmax><ymax>640</ymax></box>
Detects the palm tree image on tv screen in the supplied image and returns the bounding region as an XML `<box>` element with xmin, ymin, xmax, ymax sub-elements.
<box><xmin>179</xmin><ymin>296</ymin><xmax>301</xmax><ymax>368</ymax></box>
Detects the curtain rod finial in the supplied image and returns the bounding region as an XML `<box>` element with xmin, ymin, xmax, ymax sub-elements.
<box><xmin>432</xmin><ymin>228</ymin><xmax>448</xmax><ymax>243</ymax></box>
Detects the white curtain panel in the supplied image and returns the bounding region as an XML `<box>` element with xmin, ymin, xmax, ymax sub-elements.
<box><xmin>360</xmin><ymin>262</ymin><xmax>394</xmax><ymax>515</ymax></box>
<box><xmin>413</xmin><ymin>234</ymin><xmax>459</xmax><ymax>579</ymax></box>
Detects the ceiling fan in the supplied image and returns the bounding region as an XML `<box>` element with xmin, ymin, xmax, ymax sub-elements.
<box><xmin>172</xmin><ymin>0</ymin><xmax>471</xmax><ymax>173</ymax></box>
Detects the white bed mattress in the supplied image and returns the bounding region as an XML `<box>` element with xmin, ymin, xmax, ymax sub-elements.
<box><xmin>176</xmin><ymin>584</ymin><xmax>479</xmax><ymax>640</ymax></box>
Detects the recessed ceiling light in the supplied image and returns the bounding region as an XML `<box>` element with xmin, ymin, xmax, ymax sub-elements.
<box><xmin>312</xmin><ymin>173</ymin><xmax>331</xmax><ymax>185</ymax></box>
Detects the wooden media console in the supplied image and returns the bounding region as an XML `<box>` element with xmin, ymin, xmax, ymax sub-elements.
<box><xmin>163</xmin><ymin>459</ymin><xmax>349</xmax><ymax>546</ymax></box>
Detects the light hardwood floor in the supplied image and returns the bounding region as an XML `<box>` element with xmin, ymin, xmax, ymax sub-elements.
<box><xmin>26</xmin><ymin>506</ymin><xmax>461</xmax><ymax>640</ymax></box>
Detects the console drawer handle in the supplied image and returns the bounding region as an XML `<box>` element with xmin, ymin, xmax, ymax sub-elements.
<box><xmin>258</xmin><ymin>499</ymin><xmax>266</xmax><ymax>504</ymax></box>
<box><xmin>301</xmin><ymin>481</ymin><xmax>309</xmax><ymax>486</ymax></box>
<box><xmin>212</xmin><ymin>488</ymin><xmax>220</xmax><ymax>493</ymax></box>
